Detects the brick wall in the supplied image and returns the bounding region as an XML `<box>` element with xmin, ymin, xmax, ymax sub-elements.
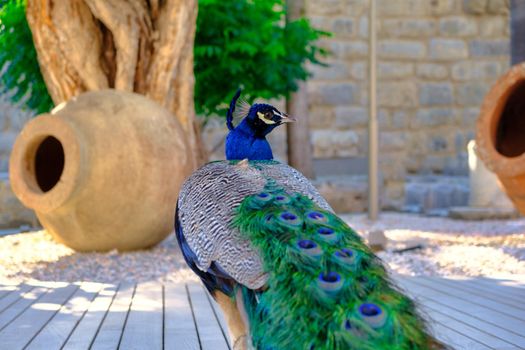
<box><xmin>304</xmin><ymin>0</ymin><xmax>510</xmax><ymax>209</ymax></box>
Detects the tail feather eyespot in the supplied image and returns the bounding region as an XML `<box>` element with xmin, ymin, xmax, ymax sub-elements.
<box><xmin>278</xmin><ymin>211</ymin><xmax>302</xmax><ymax>227</ymax></box>
<box><xmin>358</xmin><ymin>303</ymin><xmax>386</xmax><ymax>329</ymax></box>
<box><xmin>317</xmin><ymin>271</ymin><xmax>343</xmax><ymax>294</ymax></box>
<box><xmin>316</xmin><ymin>226</ymin><xmax>339</xmax><ymax>243</ymax></box>
<box><xmin>273</xmin><ymin>194</ymin><xmax>291</xmax><ymax>204</ymax></box>
<box><xmin>306</xmin><ymin>211</ymin><xmax>328</xmax><ymax>223</ymax></box>
<box><xmin>334</xmin><ymin>248</ymin><xmax>356</xmax><ymax>265</ymax></box>
<box><xmin>296</xmin><ymin>239</ymin><xmax>323</xmax><ymax>257</ymax></box>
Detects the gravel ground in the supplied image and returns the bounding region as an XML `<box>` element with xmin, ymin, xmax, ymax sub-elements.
<box><xmin>1</xmin><ymin>212</ymin><xmax>524</xmax><ymax>284</ymax></box>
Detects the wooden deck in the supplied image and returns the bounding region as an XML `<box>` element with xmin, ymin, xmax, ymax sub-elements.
<box><xmin>0</xmin><ymin>276</ymin><xmax>524</xmax><ymax>350</ymax></box>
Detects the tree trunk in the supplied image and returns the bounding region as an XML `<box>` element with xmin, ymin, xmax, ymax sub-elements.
<box><xmin>25</xmin><ymin>0</ymin><xmax>203</xmax><ymax>168</ymax></box>
<box><xmin>286</xmin><ymin>0</ymin><xmax>314</xmax><ymax>178</ymax></box>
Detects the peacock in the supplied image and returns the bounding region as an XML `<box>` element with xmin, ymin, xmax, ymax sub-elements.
<box><xmin>175</xmin><ymin>89</ymin><xmax>444</xmax><ymax>350</ymax></box>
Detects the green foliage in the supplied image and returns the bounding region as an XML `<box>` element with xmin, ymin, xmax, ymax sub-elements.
<box><xmin>194</xmin><ymin>0</ymin><xmax>329</xmax><ymax>117</ymax></box>
<box><xmin>0</xmin><ymin>0</ymin><xmax>53</xmax><ymax>113</ymax></box>
<box><xmin>232</xmin><ymin>164</ymin><xmax>433</xmax><ymax>349</ymax></box>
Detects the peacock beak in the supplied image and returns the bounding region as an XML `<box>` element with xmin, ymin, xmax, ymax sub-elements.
<box><xmin>277</xmin><ymin>112</ymin><xmax>296</xmax><ymax>123</ymax></box>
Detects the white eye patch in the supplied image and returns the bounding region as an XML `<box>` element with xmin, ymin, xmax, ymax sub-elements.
<box><xmin>257</xmin><ymin>111</ymin><xmax>276</xmax><ymax>125</ymax></box>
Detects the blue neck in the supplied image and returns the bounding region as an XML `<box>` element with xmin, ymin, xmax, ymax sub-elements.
<box><xmin>225</xmin><ymin>120</ymin><xmax>274</xmax><ymax>160</ymax></box>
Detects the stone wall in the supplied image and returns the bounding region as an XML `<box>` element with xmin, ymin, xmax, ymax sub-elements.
<box><xmin>0</xmin><ymin>93</ymin><xmax>33</xmax><ymax>172</ymax></box>
<box><xmin>304</xmin><ymin>0</ymin><xmax>510</xmax><ymax>209</ymax></box>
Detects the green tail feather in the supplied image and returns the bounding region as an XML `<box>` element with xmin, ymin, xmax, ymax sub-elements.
<box><xmin>232</xmin><ymin>180</ymin><xmax>435</xmax><ymax>350</ymax></box>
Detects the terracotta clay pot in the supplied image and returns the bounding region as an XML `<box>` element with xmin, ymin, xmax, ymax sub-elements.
<box><xmin>476</xmin><ymin>63</ymin><xmax>525</xmax><ymax>215</ymax></box>
<box><xmin>9</xmin><ymin>90</ymin><xmax>192</xmax><ymax>251</ymax></box>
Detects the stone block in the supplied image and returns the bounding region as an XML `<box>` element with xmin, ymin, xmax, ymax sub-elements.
<box><xmin>430</xmin><ymin>39</ymin><xmax>468</xmax><ymax>60</ymax></box>
<box><xmin>451</xmin><ymin>61</ymin><xmax>503</xmax><ymax>81</ymax></box>
<box><xmin>340</xmin><ymin>41</ymin><xmax>368</xmax><ymax>59</ymax></box>
<box><xmin>419</xmin><ymin>83</ymin><xmax>454</xmax><ymax>106</ymax></box>
<box><xmin>313</xmin><ymin>175</ymin><xmax>368</xmax><ymax>213</ymax></box>
<box><xmin>343</xmin><ymin>0</ymin><xmax>368</xmax><ymax>16</ymax></box>
<box><xmin>378</xmin><ymin>0</ymin><xmax>454</xmax><ymax>16</ymax></box>
<box><xmin>423</xmin><ymin>155</ymin><xmax>447</xmax><ymax>173</ymax></box>
<box><xmin>469</xmin><ymin>39</ymin><xmax>509</xmax><ymax>56</ymax></box>
<box><xmin>461</xmin><ymin>107</ymin><xmax>481</xmax><ymax>126</ymax></box>
<box><xmin>334</xmin><ymin>106</ymin><xmax>368</xmax><ymax>129</ymax></box>
<box><xmin>391</xmin><ymin>110</ymin><xmax>410</xmax><ymax>130</ymax></box>
<box><xmin>308</xmin><ymin>106</ymin><xmax>335</xmax><ymax>129</ymax></box>
<box><xmin>412</xmin><ymin>108</ymin><xmax>454</xmax><ymax>128</ymax></box>
<box><xmin>416</xmin><ymin>63</ymin><xmax>449</xmax><ymax>79</ymax></box>
<box><xmin>0</xmin><ymin>175</ymin><xmax>38</xmax><ymax>228</ymax></box>
<box><xmin>380</xmin><ymin>132</ymin><xmax>407</xmax><ymax>152</ymax></box>
<box><xmin>463</xmin><ymin>0</ymin><xmax>488</xmax><ymax>14</ymax></box>
<box><xmin>451</xmin><ymin>62</ymin><xmax>471</xmax><ymax>81</ymax></box>
<box><xmin>487</xmin><ymin>0</ymin><xmax>509</xmax><ymax>14</ymax></box>
<box><xmin>308</xmin><ymin>16</ymin><xmax>332</xmax><ymax>32</ymax></box>
<box><xmin>378</xmin><ymin>82</ymin><xmax>417</xmax><ymax>107</ymax></box>
<box><xmin>428</xmin><ymin>135</ymin><xmax>450</xmax><ymax>153</ymax></box>
<box><xmin>350</xmin><ymin>61</ymin><xmax>368</xmax><ymax>80</ymax></box>
<box><xmin>380</xmin><ymin>153</ymin><xmax>407</xmax><ymax>180</ymax></box>
<box><xmin>378</xmin><ymin>62</ymin><xmax>413</xmax><ymax>79</ymax></box>
<box><xmin>380</xmin><ymin>19</ymin><xmax>437</xmax><ymax>38</ymax></box>
<box><xmin>479</xmin><ymin>16</ymin><xmax>507</xmax><ymax>37</ymax></box>
<box><xmin>309</xmin><ymin>82</ymin><xmax>360</xmax><ymax>106</ymax></box>
<box><xmin>405</xmin><ymin>183</ymin><xmax>428</xmax><ymax>210</ymax></box>
<box><xmin>359</xmin><ymin>16</ymin><xmax>368</xmax><ymax>38</ymax></box>
<box><xmin>332</xmin><ymin>18</ymin><xmax>357</xmax><ymax>38</ymax></box>
<box><xmin>378</xmin><ymin>40</ymin><xmax>426</xmax><ymax>60</ymax></box>
<box><xmin>456</xmin><ymin>82</ymin><xmax>490</xmax><ymax>106</ymax></box>
<box><xmin>309</xmin><ymin>61</ymin><xmax>351</xmax><ymax>80</ymax></box>
<box><xmin>0</xmin><ymin>131</ymin><xmax>17</xmax><ymax>153</ymax></box>
<box><xmin>439</xmin><ymin>16</ymin><xmax>478</xmax><ymax>36</ymax></box>
<box><xmin>311</xmin><ymin>130</ymin><xmax>359</xmax><ymax>158</ymax></box>
<box><xmin>449</xmin><ymin>207</ymin><xmax>519</xmax><ymax>220</ymax></box>
<box><xmin>306</xmin><ymin>0</ymin><xmax>343</xmax><ymax>15</ymax></box>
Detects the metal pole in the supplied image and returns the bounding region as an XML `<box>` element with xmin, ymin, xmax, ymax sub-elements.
<box><xmin>368</xmin><ymin>0</ymin><xmax>378</xmax><ymax>220</ymax></box>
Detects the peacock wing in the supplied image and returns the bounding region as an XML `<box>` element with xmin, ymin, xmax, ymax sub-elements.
<box><xmin>176</xmin><ymin>160</ymin><xmax>331</xmax><ymax>291</ymax></box>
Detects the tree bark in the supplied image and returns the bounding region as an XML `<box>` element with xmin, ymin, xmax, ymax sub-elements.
<box><xmin>25</xmin><ymin>0</ymin><xmax>202</xmax><ymax>168</ymax></box>
<box><xmin>286</xmin><ymin>0</ymin><xmax>314</xmax><ymax>178</ymax></box>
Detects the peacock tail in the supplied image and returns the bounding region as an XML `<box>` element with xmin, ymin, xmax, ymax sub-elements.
<box><xmin>232</xmin><ymin>178</ymin><xmax>433</xmax><ymax>350</ymax></box>
<box><xmin>176</xmin><ymin>160</ymin><xmax>441</xmax><ymax>349</ymax></box>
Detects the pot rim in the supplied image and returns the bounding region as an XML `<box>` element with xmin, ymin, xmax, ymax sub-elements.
<box><xmin>9</xmin><ymin>115</ymin><xmax>83</xmax><ymax>213</ymax></box>
<box><xmin>476</xmin><ymin>62</ymin><xmax>525</xmax><ymax>177</ymax></box>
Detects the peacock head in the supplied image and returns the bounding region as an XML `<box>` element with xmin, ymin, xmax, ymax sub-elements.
<box><xmin>228</xmin><ymin>89</ymin><xmax>295</xmax><ymax>137</ymax></box>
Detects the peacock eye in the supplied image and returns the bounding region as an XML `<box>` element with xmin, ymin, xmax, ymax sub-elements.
<box><xmin>265</xmin><ymin>112</ymin><xmax>272</xmax><ymax>118</ymax></box>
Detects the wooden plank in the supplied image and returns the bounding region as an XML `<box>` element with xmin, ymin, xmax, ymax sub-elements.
<box><xmin>413</xmin><ymin>277</ymin><xmax>525</xmax><ymax>321</ymax></box>
<box><xmin>205</xmin><ymin>290</ymin><xmax>231</xmax><ymax>345</ymax></box>
<box><xmin>0</xmin><ymin>284</ymin><xmax>33</xmax><ymax>314</ymax></box>
<box><xmin>187</xmin><ymin>283</ymin><xmax>229</xmax><ymax>350</ymax></box>
<box><xmin>458</xmin><ymin>277</ymin><xmax>525</xmax><ymax>300</ymax></box>
<box><xmin>473</xmin><ymin>276</ymin><xmax>525</xmax><ymax>294</ymax></box>
<box><xmin>0</xmin><ymin>285</ymin><xmax>18</xmax><ymax>301</ymax></box>
<box><xmin>422</xmin><ymin>297</ymin><xmax>525</xmax><ymax>349</ymax></box>
<box><xmin>90</xmin><ymin>282</ymin><xmax>135</xmax><ymax>350</ymax></box>
<box><xmin>164</xmin><ymin>282</ymin><xmax>200</xmax><ymax>350</ymax></box>
<box><xmin>431</xmin><ymin>322</ymin><xmax>492</xmax><ymax>350</ymax></box>
<box><xmin>430</xmin><ymin>277</ymin><xmax>525</xmax><ymax>312</ymax></box>
<box><xmin>0</xmin><ymin>286</ymin><xmax>48</xmax><ymax>331</ymax></box>
<box><xmin>396</xmin><ymin>280</ymin><xmax>494</xmax><ymax>350</ymax></box>
<box><xmin>119</xmin><ymin>281</ymin><xmax>163</xmax><ymax>350</ymax></box>
<box><xmin>418</xmin><ymin>301</ymin><xmax>518</xmax><ymax>349</ymax></box>
<box><xmin>0</xmin><ymin>282</ymin><xmax>78</xmax><ymax>349</ymax></box>
<box><xmin>397</xmin><ymin>278</ymin><xmax>525</xmax><ymax>340</ymax></box>
<box><xmin>25</xmin><ymin>282</ymin><xmax>102</xmax><ymax>350</ymax></box>
<box><xmin>62</xmin><ymin>284</ymin><xmax>118</xmax><ymax>350</ymax></box>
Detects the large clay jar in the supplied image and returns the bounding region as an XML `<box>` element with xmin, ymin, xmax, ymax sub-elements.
<box><xmin>476</xmin><ymin>63</ymin><xmax>525</xmax><ymax>215</ymax></box>
<box><xmin>9</xmin><ymin>90</ymin><xmax>192</xmax><ymax>251</ymax></box>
